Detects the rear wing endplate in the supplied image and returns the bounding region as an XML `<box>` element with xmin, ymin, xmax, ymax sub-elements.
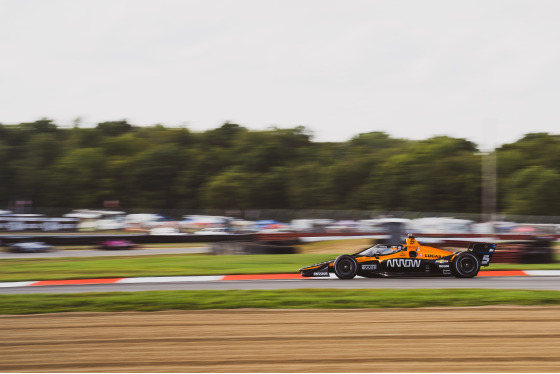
<box><xmin>468</xmin><ymin>242</ymin><xmax>497</xmax><ymax>266</ymax></box>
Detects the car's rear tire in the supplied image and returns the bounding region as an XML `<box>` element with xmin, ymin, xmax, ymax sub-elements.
<box><xmin>452</xmin><ymin>252</ymin><xmax>480</xmax><ymax>278</ymax></box>
<box><xmin>334</xmin><ymin>255</ymin><xmax>358</xmax><ymax>279</ymax></box>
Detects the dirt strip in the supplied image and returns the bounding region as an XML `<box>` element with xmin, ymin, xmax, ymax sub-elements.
<box><xmin>1</xmin><ymin>306</ymin><xmax>560</xmax><ymax>372</ymax></box>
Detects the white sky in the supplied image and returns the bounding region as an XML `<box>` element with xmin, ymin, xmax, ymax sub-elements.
<box><xmin>1</xmin><ymin>0</ymin><xmax>559</xmax><ymax>149</ymax></box>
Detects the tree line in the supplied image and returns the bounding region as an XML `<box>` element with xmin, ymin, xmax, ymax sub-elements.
<box><xmin>0</xmin><ymin>119</ymin><xmax>559</xmax><ymax>216</ymax></box>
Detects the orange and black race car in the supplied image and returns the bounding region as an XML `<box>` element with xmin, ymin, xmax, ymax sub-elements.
<box><xmin>299</xmin><ymin>234</ymin><xmax>497</xmax><ymax>279</ymax></box>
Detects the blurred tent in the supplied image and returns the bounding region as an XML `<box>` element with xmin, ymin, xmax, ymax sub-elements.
<box><xmin>256</xmin><ymin>219</ymin><xmax>279</xmax><ymax>226</ymax></box>
<box><xmin>511</xmin><ymin>226</ymin><xmax>539</xmax><ymax>234</ymax></box>
<box><xmin>64</xmin><ymin>209</ymin><xmax>126</xmax><ymax>220</ymax></box>
<box><xmin>230</xmin><ymin>220</ymin><xmax>255</xmax><ymax>227</ymax></box>
<box><xmin>336</xmin><ymin>220</ymin><xmax>357</xmax><ymax>226</ymax></box>
<box><xmin>182</xmin><ymin>215</ymin><xmax>231</xmax><ymax>225</ymax></box>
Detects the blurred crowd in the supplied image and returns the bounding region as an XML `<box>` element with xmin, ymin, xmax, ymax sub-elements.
<box><xmin>1</xmin><ymin>209</ymin><xmax>558</xmax><ymax>236</ymax></box>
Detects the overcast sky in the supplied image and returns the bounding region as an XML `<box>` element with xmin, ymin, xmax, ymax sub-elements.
<box><xmin>1</xmin><ymin>0</ymin><xmax>559</xmax><ymax>149</ymax></box>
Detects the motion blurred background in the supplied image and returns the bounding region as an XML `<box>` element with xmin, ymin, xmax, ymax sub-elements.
<box><xmin>0</xmin><ymin>121</ymin><xmax>558</xmax><ymax>229</ymax></box>
<box><xmin>2</xmin><ymin>2</ymin><xmax>560</xmax><ymax>372</ymax></box>
<box><xmin>1</xmin><ymin>0</ymin><xmax>559</xmax><ymax>230</ymax></box>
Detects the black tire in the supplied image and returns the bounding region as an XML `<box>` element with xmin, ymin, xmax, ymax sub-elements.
<box><xmin>333</xmin><ymin>255</ymin><xmax>358</xmax><ymax>279</ymax></box>
<box><xmin>452</xmin><ymin>252</ymin><xmax>480</xmax><ymax>278</ymax></box>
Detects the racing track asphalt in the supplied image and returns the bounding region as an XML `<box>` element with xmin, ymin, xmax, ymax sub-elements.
<box><xmin>2</xmin><ymin>246</ymin><xmax>559</xmax><ymax>294</ymax></box>
<box><xmin>2</xmin><ymin>275</ymin><xmax>560</xmax><ymax>294</ymax></box>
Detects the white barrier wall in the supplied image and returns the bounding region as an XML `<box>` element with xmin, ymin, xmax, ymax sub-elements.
<box><xmin>0</xmin><ymin>217</ymin><xmax>79</xmax><ymax>231</ymax></box>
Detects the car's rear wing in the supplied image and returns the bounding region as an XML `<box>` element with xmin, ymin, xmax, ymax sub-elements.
<box><xmin>468</xmin><ymin>242</ymin><xmax>497</xmax><ymax>266</ymax></box>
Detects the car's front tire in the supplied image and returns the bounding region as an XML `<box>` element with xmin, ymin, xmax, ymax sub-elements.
<box><xmin>334</xmin><ymin>255</ymin><xmax>358</xmax><ymax>279</ymax></box>
<box><xmin>452</xmin><ymin>252</ymin><xmax>480</xmax><ymax>278</ymax></box>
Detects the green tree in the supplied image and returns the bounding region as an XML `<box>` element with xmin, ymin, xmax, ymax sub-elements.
<box><xmin>20</xmin><ymin>118</ymin><xmax>58</xmax><ymax>133</ymax></box>
<box><xmin>1</xmin><ymin>118</ymin><xmax>559</xmax><ymax>217</ymax></box>
<box><xmin>286</xmin><ymin>163</ymin><xmax>332</xmax><ymax>209</ymax></box>
<box><xmin>496</xmin><ymin>133</ymin><xmax>560</xmax><ymax>212</ymax></box>
<box><xmin>202</xmin><ymin>122</ymin><xmax>247</xmax><ymax>148</ymax></box>
<box><xmin>504</xmin><ymin>166</ymin><xmax>560</xmax><ymax>215</ymax></box>
<box><xmin>0</xmin><ymin>140</ymin><xmax>13</xmax><ymax>204</ymax></box>
<box><xmin>96</xmin><ymin>120</ymin><xmax>134</xmax><ymax>137</ymax></box>
<box><xmin>232</xmin><ymin>127</ymin><xmax>312</xmax><ymax>173</ymax></box>
<box><xmin>200</xmin><ymin>168</ymin><xmax>253</xmax><ymax>209</ymax></box>
<box><xmin>248</xmin><ymin>167</ymin><xmax>289</xmax><ymax>209</ymax></box>
<box><xmin>49</xmin><ymin>148</ymin><xmax>109</xmax><ymax>207</ymax></box>
<box><xmin>124</xmin><ymin>145</ymin><xmax>186</xmax><ymax>208</ymax></box>
<box><xmin>361</xmin><ymin>136</ymin><xmax>480</xmax><ymax>212</ymax></box>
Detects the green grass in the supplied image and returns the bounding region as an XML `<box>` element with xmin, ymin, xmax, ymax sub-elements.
<box><xmin>1</xmin><ymin>289</ymin><xmax>560</xmax><ymax>314</ymax></box>
<box><xmin>0</xmin><ymin>253</ymin><xmax>336</xmax><ymax>282</ymax></box>
<box><xmin>55</xmin><ymin>242</ymin><xmax>207</xmax><ymax>250</ymax></box>
<box><xmin>1</xmin><ymin>252</ymin><xmax>559</xmax><ymax>282</ymax></box>
<box><xmin>485</xmin><ymin>262</ymin><xmax>560</xmax><ymax>270</ymax></box>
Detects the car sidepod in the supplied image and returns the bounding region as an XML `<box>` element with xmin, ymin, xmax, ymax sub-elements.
<box><xmin>376</xmin><ymin>256</ymin><xmax>454</xmax><ymax>276</ymax></box>
<box><xmin>356</xmin><ymin>259</ymin><xmax>381</xmax><ymax>277</ymax></box>
<box><xmin>354</xmin><ymin>254</ymin><xmax>455</xmax><ymax>277</ymax></box>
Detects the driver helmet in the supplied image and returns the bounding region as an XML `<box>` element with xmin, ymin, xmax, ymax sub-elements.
<box><xmin>405</xmin><ymin>234</ymin><xmax>416</xmax><ymax>246</ymax></box>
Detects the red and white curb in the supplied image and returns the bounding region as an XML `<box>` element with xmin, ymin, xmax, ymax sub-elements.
<box><xmin>1</xmin><ymin>270</ymin><xmax>559</xmax><ymax>288</ymax></box>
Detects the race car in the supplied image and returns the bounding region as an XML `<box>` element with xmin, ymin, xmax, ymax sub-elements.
<box><xmin>299</xmin><ymin>234</ymin><xmax>497</xmax><ymax>279</ymax></box>
<box><xmin>5</xmin><ymin>241</ymin><xmax>55</xmax><ymax>253</ymax></box>
<box><xmin>98</xmin><ymin>240</ymin><xmax>136</xmax><ymax>250</ymax></box>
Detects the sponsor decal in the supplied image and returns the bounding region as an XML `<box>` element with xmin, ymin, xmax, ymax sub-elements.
<box><xmin>443</xmin><ymin>270</ymin><xmax>451</xmax><ymax>275</ymax></box>
<box><xmin>435</xmin><ymin>259</ymin><xmax>449</xmax><ymax>263</ymax></box>
<box><xmin>423</xmin><ymin>254</ymin><xmax>441</xmax><ymax>259</ymax></box>
<box><xmin>362</xmin><ymin>264</ymin><xmax>377</xmax><ymax>271</ymax></box>
<box><xmin>387</xmin><ymin>259</ymin><xmax>421</xmax><ymax>268</ymax></box>
<box><xmin>438</xmin><ymin>264</ymin><xmax>450</xmax><ymax>268</ymax></box>
<box><xmin>313</xmin><ymin>271</ymin><xmax>329</xmax><ymax>276</ymax></box>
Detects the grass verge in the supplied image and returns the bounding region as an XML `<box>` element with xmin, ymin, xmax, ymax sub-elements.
<box><xmin>1</xmin><ymin>252</ymin><xmax>559</xmax><ymax>282</ymax></box>
<box><xmin>0</xmin><ymin>254</ymin><xmax>336</xmax><ymax>282</ymax></box>
<box><xmin>2</xmin><ymin>289</ymin><xmax>560</xmax><ymax>314</ymax></box>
